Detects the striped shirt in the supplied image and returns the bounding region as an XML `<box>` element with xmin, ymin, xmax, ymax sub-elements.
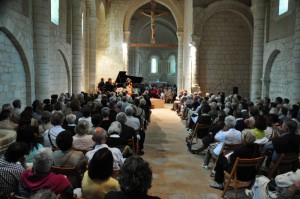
<box><xmin>0</xmin><ymin>156</ymin><xmax>25</xmax><ymax>198</ymax></box>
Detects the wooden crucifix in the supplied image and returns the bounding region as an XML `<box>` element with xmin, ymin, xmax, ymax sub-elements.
<box><xmin>139</xmin><ymin>0</ymin><xmax>168</xmax><ymax>44</ymax></box>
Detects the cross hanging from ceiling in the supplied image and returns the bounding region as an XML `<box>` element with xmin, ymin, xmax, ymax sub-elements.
<box><xmin>139</xmin><ymin>0</ymin><xmax>168</xmax><ymax>44</ymax></box>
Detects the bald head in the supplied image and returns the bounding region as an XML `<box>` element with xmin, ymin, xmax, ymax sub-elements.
<box><xmin>92</xmin><ymin>127</ymin><xmax>107</xmax><ymax>144</ymax></box>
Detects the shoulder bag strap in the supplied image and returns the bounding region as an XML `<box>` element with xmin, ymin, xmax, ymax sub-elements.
<box><xmin>47</xmin><ymin>128</ymin><xmax>56</xmax><ymax>149</ymax></box>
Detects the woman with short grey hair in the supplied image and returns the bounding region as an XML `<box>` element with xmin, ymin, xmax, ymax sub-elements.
<box><xmin>202</xmin><ymin>115</ymin><xmax>242</xmax><ymax>170</ymax></box>
<box><xmin>19</xmin><ymin>148</ymin><xmax>73</xmax><ymax>198</ymax></box>
<box><xmin>73</xmin><ymin>120</ymin><xmax>95</xmax><ymax>151</ymax></box>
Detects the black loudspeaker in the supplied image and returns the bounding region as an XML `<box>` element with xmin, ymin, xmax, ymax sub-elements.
<box><xmin>233</xmin><ymin>87</ymin><xmax>238</xmax><ymax>94</ymax></box>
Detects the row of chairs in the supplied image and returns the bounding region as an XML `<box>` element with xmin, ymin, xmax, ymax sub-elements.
<box><xmin>216</xmin><ymin>143</ymin><xmax>299</xmax><ymax>198</ymax></box>
<box><xmin>187</xmin><ymin>122</ymin><xmax>300</xmax><ymax>198</ymax></box>
<box><xmin>8</xmin><ymin>137</ymin><xmax>139</xmax><ymax>199</ymax></box>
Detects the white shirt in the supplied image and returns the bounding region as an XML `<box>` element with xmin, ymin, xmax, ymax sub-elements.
<box><xmin>85</xmin><ymin>144</ymin><xmax>124</xmax><ymax>169</ymax></box>
<box><xmin>73</xmin><ymin>134</ymin><xmax>95</xmax><ymax>151</ymax></box>
<box><xmin>78</xmin><ymin>117</ymin><xmax>93</xmax><ymax>128</ymax></box>
<box><xmin>43</xmin><ymin>125</ymin><xmax>65</xmax><ymax>148</ymax></box>
<box><xmin>213</xmin><ymin>128</ymin><xmax>242</xmax><ymax>155</ymax></box>
<box><xmin>125</xmin><ymin>116</ymin><xmax>140</xmax><ymax>130</ymax></box>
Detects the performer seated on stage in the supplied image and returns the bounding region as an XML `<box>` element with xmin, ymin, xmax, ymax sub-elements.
<box><xmin>125</xmin><ymin>78</ymin><xmax>133</xmax><ymax>96</ymax></box>
<box><xmin>105</xmin><ymin>78</ymin><xmax>116</xmax><ymax>92</ymax></box>
<box><xmin>98</xmin><ymin>78</ymin><xmax>105</xmax><ymax>92</ymax></box>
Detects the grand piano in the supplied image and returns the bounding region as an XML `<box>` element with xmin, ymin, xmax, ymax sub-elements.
<box><xmin>115</xmin><ymin>71</ymin><xmax>144</xmax><ymax>93</ymax></box>
<box><xmin>115</xmin><ymin>71</ymin><xmax>143</xmax><ymax>85</ymax></box>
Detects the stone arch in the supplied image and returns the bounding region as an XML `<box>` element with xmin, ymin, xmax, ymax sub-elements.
<box><xmin>49</xmin><ymin>41</ymin><xmax>72</xmax><ymax>94</ymax></box>
<box><xmin>0</xmin><ymin>27</ymin><xmax>32</xmax><ymax>105</ymax></box>
<box><xmin>122</xmin><ymin>0</ymin><xmax>184</xmax><ymax>33</ymax></box>
<box><xmin>58</xmin><ymin>50</ymin><xmax>72</xmax><ymax>93</ymax></box>
<box><xmin>262</xmin><ymin>49</ymin><xmax>280</xmax><ymax>97</ymax></box>
<box><xmin>193</xmin><ymin>1</ymin><xmax>253</xmax><ymax>38</ymax></box>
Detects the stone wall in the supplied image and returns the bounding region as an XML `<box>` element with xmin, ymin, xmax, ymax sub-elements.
<box><xmin>197</xmin><ymin>11</ymin><xmax>252</xmax><ymax>98</ymax></box>
<box><xmin>0</xmin><ymin>31</ymin><xmax>26</xmax><ymax>105</ymax></box>
<box><xmin>0</xmin><ymin>0</ymin><xmax>34</xmax><ymax>106</ymax></box>
<box><xmin>262</xmin><ymin>0</ymin><xmax>297</xmax><ymax>102</ymax></box>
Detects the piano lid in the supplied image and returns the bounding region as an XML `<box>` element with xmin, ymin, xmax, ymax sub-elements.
<box><xmin>115</xmin><ymin>71</ymin><xmax>143</xmax><ymax>84</ymax></box>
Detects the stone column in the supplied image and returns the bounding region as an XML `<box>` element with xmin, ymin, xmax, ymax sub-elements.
<box><xmin>250</xmin><ymin>0</ymin><xmax>266</xmax><ymax>102</ymax></box>
<box><xmin>292</xmin><ymin>0</ymin><xmax>300</xmax><ymax>104</ymax></box>
<box><xmin>123</xmin><ymin>31</ymin><xmax>130</xmax><ymax>72</ymax></box>
<box><xmin>72</xmin><ymin>0</ymin><xmax>83</xmax><ymax>94</ymax></box>
<box><xmin>88</xmin><ymin>5</ymin><xmax>98</xmax><ymax>92</ymax></box>
<box><xmin>33</xmin><ymin>0</ymin><xmax>50</xmax><ymax>100</ymax></box>
<box><xmin>177</xmin><ymin>32</ymin><xmax>184</xmax><ymax>92</ymax></box>
<box><xmin>191</xmin><ymin>34</ymin><xmax>201</xmax><ymax>93</ymax></box>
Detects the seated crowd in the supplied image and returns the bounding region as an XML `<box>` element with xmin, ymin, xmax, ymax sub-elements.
<box><xmin>173</xmin><ymin>91</ymin><xmax>300</xmax><ymax>198</ymax></box>
<box><xmin>0</xmin><ymin>90</ymin><xmax>159</xmax><ymax>199</ymax></box>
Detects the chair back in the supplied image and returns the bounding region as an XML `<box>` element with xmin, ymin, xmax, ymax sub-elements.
<box><xmin>268</xmin><ymin>153</ymin><xmax>299</xmax><ymax>179</ymax></box>
<box><xmin>221</xmin><ymin>142</ymin><xmax>244</xmax><ymax>154</ymax></box>
<box><xmin>51</xmin><ymin>166</ymin><xmax>82</xmax><ymax>188</ymax></box>
<box><xmin>194</xmin><ymin>123</ymin><xmax>210</xmax><ymax>139</ymax></box>
<box><xmin>127</xmin><ymin>136</ymin><xmax>136</xmax><ymax>155</ymax></box>
<box><xmin>221</xmin><ymin>156</ymin><xmax>265</xmax><ymax>199</ymax></box>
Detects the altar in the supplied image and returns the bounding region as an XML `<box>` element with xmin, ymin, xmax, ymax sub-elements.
<box><xmin>150</xmin><ymin>98</ymin><xmax>165</xmax><ymax>108</ymax></box>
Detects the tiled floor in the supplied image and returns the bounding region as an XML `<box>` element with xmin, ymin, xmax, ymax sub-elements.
<box><xmin>144</xmin><ymin>105</ymin><xmax>249</xmax><ymax>199</ymax></box>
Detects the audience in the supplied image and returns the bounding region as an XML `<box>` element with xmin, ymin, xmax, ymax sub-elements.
<box><xmin>43</xmin><ymin>111</ymin><xmax>65</xmax><ymax>149</ymax></box>
<box><xmin>104</xmin><ymin>156</ymin><xmax>160</xmax><ymax>199</ymax></box>
<box><xmin>19</xmin><ymin>148</ymin><xmax>73</xmax><ymax>198</ymax></box>
<box><xmin>53</xmin><ymin>130</ymin><xmax>86</xmax><ymax>174</ymax></box>
<box><xmin>82</xmin><ymin>148</ymin><xmax>120</xmax><ymax>198</ymax></box>
<box><xmin>85</xmin><ymin>127</ymin><xmax>124</xmax><ymax>169</ymax></box>
<box><xmin>0</xmin><ymin>142</ymin><xmax>28</xmax><ymax>198</ymax></box>
<box><xmin>72</xmin><ymin>120</ymin><xmax>95</xmax><ymax>151</ymax></box>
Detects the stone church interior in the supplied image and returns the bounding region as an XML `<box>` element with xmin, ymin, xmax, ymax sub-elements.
<box><xmin>0</xmin><ymin>0</ymin><xmax>300</xmax><ymax>198</ymax></box>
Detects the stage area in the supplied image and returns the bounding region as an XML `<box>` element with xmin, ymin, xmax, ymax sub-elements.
<box><xmin>150</xmin><ymin>98</ymin><xmax>165</xmax><ymax>108</ymax></box>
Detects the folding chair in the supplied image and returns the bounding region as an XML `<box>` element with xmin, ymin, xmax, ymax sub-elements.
<box><xmin>267</xmin><ymin>153</ymin><xmax>299</xmax><ymax>179</ymax></box>
<box><xmin>51</xmin><ymin>166</ymin><xmax>82</xmax><ymax>188</ymax></box>
<box><xmin>188</xmin><ymin>123</ymin><xmax>211</xmax><ymax>145</ymax></box>
<box><xmin>211</xmin><ymin>142</ymin><xmax>244</xmax><ymax>175</ymax></box>
<box><xmin>221</xmin><ymin>156</ymin><xmax>265</xmax><ymax>199</ymax></box>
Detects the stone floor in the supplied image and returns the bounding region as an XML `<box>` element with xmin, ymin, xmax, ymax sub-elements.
<box><xmin>144</xmin><ymin>104</ymin><xmax>250</xmax><ymax>199</ymax></box>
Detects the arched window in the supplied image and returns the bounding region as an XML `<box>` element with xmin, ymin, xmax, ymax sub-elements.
<box><xmin>82</xmin><ymin>12</ymin><xmax>84</xmax><ymax>38</ymax></box>
<box><xmin>51</xmin><ymin>0</ymin><xmax>59</xmax><ymax>25</ymax></box>
<box><xmin>169</xmin><ymin>55</ymin><xmax>176</xmax><ymax>74</ymax></box>
<box><xmin>151</xmin><ymin>56</ymin><xmax>158</xmax><ymax>74</ymax></box>
<box><xmin>279</xmin><ymin>0</ymin><xmax>289</xmax><ymax>15</ymax></box>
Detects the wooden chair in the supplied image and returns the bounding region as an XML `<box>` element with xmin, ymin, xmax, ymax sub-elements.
<box><xmin>127</xmin><ymin>136</ymin><xmax>136</xmax><ymax>155</ymax></box>
<box><xmin>51</xmin><ymin>166</ymin><xmax>82</xmax><ymax>188</ymax></box>
<box><xmin>188</xmin><ymin>123</ymin><xmax>210</xmax><ymax>145</ymax></box>
<box><xmin>267</xmin><ymin>153</ymin><xmax>299</xmax><ymax>179</ymax></box>
<box><xmin>221</xmin><ymin>156</ymin><xmax>265</xmax><ymax>199</ymax></box>
<box><xmin>211</xmin><ymin>142</ymin><xmax>244</xmax><ymax>173</ymax></box>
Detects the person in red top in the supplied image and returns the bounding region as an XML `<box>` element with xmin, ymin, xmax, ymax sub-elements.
<box><xmin>19</xmin><ymin>148</ymin><xmax>73</xmax><ymax>198</ymax></box>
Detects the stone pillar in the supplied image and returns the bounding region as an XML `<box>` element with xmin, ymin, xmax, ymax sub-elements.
<box><xmin>250</xmin><ymin>0</ymin><xmax>266</xmax><ymax>102</ymax></box>
<box><xmin>33</xmin><ymin>0</ymin><xmax>50</xmax><ymax>100</ymax></box>
<box><xmin>72</xmin><ymin>0</ymin><xmax>83</xmax><ymax>94</ymax></box>
<box><xmin>177</xmin><ymin>32</ymin><xmax>184</xmax><ymax>92</ymax></box>
<box><xmin>123</xmin><ymin>31</ymin><xmax>130</xmax><ymax>72</ymax></box>
<box><xmin>88</xmin><ymin>5</ymin><xmax>98</xmax><ymax>92</ymax></box>
<box><xmin>261</xmin><ymin>78</ymin><xmax>270</xmax><ymax>97</ymax></box>
<box><xmin>191</xmin><ymin>34</ymin><xmax>201</xmax><ymax>93</ymax></box>
<box><xmin>292</xmin><ymin>0</ymin><xmax>300</xmax><ymax>104</ymax></box>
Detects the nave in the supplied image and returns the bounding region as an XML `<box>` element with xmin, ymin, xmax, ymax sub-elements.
<box><xmin>143</xmin><ymin>104</ymin><xmax>220</xmax><ymax>199</ymax></box>
<box><xmin>144</xmin><ymin>104</ymin><xmax>251</xmax><ymax>199</ymax></box>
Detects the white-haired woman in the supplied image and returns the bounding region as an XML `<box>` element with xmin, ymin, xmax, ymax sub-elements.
<box><xmin>73</xmin><ymin>120</ymin><xmax>95</xmax><ymax>151</ymax></box>
<box><xmin>202</xmin><ymin>115</ymin><xmax>242</xmax><ymax>170</ymax></box>
<box><xmin>106</xmin><ymin>121</ymin><xmax>132</xmax><ymax>158</ymax></box>
<box><xmin>19</xmin><ymin>148</ymin><xmax>73</xmax><ymax>198</ymax></box>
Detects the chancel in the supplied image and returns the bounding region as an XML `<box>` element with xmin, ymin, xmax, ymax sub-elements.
<box><xmin>0</xmin><ymin>0</ymin><xmax>300</xmax><ymax>198</ymax></box>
